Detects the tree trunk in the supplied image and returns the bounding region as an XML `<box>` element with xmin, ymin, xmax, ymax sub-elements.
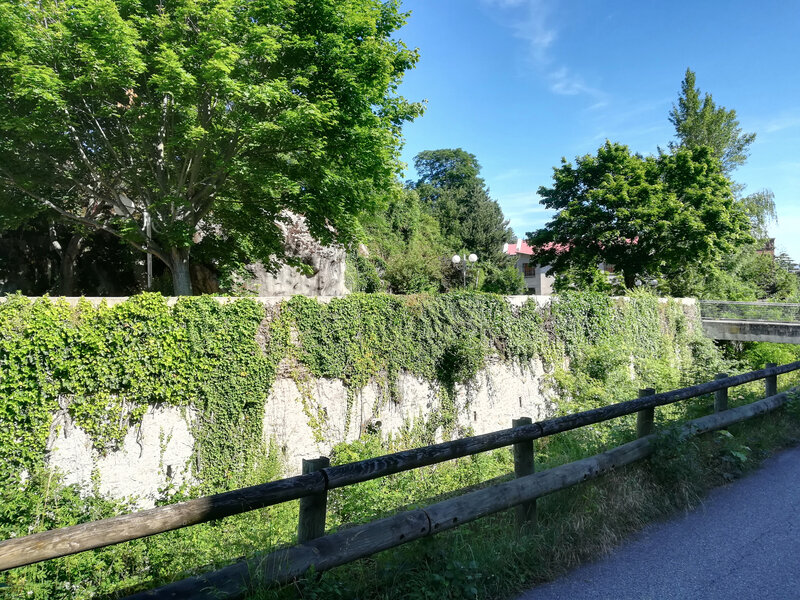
<box><xmin>169</xmin><ymin>247</ymin><xmax>193</xmax><ymax>295</ymax></box>
<box><xmin>623</xmin><ymin>270</ymin><xmax>637</xmax><ymax>289</ymax></box>
<box><xmin>58</xmin><ymin>233</ymin><xmax>84</xmax><ymax>296</ymax></box>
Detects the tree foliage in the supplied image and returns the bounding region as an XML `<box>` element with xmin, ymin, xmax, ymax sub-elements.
<box><xmin>411</xmin><ymin>148</ymin><xmax>519</xmax><ymax>292</ymax></box>
<box><xmin>669</xmin><ymin>68</ymin><xmax>756</xmax><ymax>175</ymax></box>
<box><xmin>413</xmin><ymin>148</ymin><xmax>483</xmax><ymax>192</ymax></box>
<box><xmin>739</xmin><ymin>188</ymin><xmax>777</xmax><ymax>240</ymax></box>
<box><xmin>666</xmin><ymin>245</ymin><xmax>799</xmax><ymax>301</ymax></box>
<box><xmin>350</xmin><ymin>148</ymin><xmax>523</xmax><ymax>295</ymax></box>
<box><xmin>0</xmin><ymin>0</ymin><xmax>422</xmax><ymax>294</ymax></box>
<box><xmin>668</xmin><ymin>69</ymin><xmax>776</xmax><ymax>244</ymax></box>
<box><xmin>354</xmin><ymin>188</ymin><xmax>446</xmax><ymax>294</ymax></box>
<box><xmin>529</xmin><ymin>142</ymin><xmax>752</xmax><ymax>289</ymax></box>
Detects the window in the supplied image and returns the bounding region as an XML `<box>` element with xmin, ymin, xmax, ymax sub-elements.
<box><xmin>523</xmin><ymin>263</ymin><xmax>536</xmax><ymax>277</ymax></box>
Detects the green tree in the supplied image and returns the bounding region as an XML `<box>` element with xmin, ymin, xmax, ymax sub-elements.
<box><xmin>480</xmin><ymin>264</ymin><xmax>525</xmax><ymax>294</ymax></box>
<box><xmin>529</xmin><ymin>142</ymin><xmax>752</xmax><ymax>289</ymax></box>
<box><xmin>776</xmin><ymin>251</ymin><xmax>798</xmax><ymax>273</ymax></box>
<box><xmin>412</xmin><ymin>148</ymin><xmax>518</xmax><ymax>292</ymax></box>
<box><xmin>413</xmin><ymin>148</ymin><xmax>483</xmax><ymax>192</ymax></box>
<box><xmin>551</xmin><ymin>265</ymin><xmax>614</xmax><ymax>294</ymax></box>
<box><xmin>669</xmin><ymin>68</ymin><xmax>756</xmax><ymax>175</ymax></box>
<box><xmin>355</xmin><ymin>188</ymin><xmax>445</xmax><ymax>294</ymax></box>
<box><xmin>0</xmin><ymin>0</ymin><xmax>421</xmax><ymax>294</ymax></box>
<box><xmin>664</xmin><ymin>70</ymin><xmax>780</xmax><ymax>300</ymax></box>
<box><xmin>739</xmin><ymin>188</ymin><xmax>777</xmax><ymax>240</ymax></box>
<box><xmin>680</xmin><ymin>244</ymin><xmax>800</xmax><ymax>301</ymax></box>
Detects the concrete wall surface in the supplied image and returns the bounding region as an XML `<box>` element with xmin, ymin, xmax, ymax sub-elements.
<box><xmin>35</xmin><ymin>295</ymin><xmax>697</xmax><ymax>508</ymax></box>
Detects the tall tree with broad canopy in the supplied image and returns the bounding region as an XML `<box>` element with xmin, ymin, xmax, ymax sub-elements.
<box><xmin>411</xmin><ymin>148</ymin><xmax>522</xmax><ymax>292</ymax></box>
<box><xmin>0</xmin><ymin>0</ymin><xmax>422</xmax><ymax>294</ymax></box>
<box><xmin>528</xmin><ymin>142</ymin><xmax>752</xmax><ymax>290</ymax></box>
<box><xmin>669</xmin><ymin>69</ymin><xmax>776</xmax><ymax>242</ymax></box>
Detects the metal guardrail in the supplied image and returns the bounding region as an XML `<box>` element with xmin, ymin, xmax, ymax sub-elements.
<box><xmin>699</xmin><ymin>300</ymin><xmax>800</xmax><ymax>323</ymax></box>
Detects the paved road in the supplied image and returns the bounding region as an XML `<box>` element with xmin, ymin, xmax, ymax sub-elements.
<box><xmin>516</xmin><ymin>446</ymin><xmax>800</xmax><ymax>600</ymax></box>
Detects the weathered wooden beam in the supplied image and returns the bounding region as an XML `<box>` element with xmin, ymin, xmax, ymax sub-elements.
<box><xmin>5</xmin><ymin>362</ymin><xmax>800</xmax><ymax>572</ymax></box>
<box><xmin>512</xmin><ymin>417</ymin><xmax>536</xmax><ymax>531</ymax></box>
<box><xmin>714</xmin><ymin>373</ymin><xmax>729</xmax><ymax>413</ymax></box>
<box><xmin>324</xmin><ymin>362</ymin><xmax>800</xmax><ymax>490</ymax></box>
<box><xmin>297</xmin><ymin>457</ymin><xmax>330</xmax><ymax>543</ymax></box>
<box><xmin>0</xmin><ymin>472</ymin><xmax>325</xmax><ymax>572</ymax></box>
<box><xmin>766</xmin><ymin>363</ymin><xmax>778</xmax><ymax>397</ymax></box>
<box><xmin>128</xmin><ymin>387</ymin><xmax>797</xmax><ymax>599</ymax></box>
<box><xmin>636</xmin><ymin>388</ymin><xmax>656</xmax><ymax>437</ymax></box>
<box><xmin>424</xmin><ymin>436</ymin><xmax>655</xmax><ymax>537</ymax></box>
<box><xmin>123</xmin><ymin>510</ymin><xmax>432</xmax><ymax>600</ymax></box>
<box><xmin>677</xmin><ymin>388</ymin><xmax>790</xmax><ymax>441</ymax></box>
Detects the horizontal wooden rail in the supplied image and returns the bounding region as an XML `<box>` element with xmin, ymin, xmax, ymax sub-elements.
<box><xmin>322</xmin><ymin>361</ymin><xmax>800</xmax><ymax>488</ymax></box>
<box><xmin>127</xmin><ymin>387</ymin><xmax>799</xmax><ymax>599</ymax></box>
<box><xmin>0</xmin><ymin>473</ymin><xmax>325</xmax><ymax>571</ymax></box>
<box><xmin>2</xmin><ymin>361</ymin><xmax>799</xmax><ymax>572</ymax></box>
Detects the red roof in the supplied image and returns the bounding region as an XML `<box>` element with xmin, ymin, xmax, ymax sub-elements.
<box><xmin>504</xmin><ymin>240</ymin><xmax>570</xmax><ymax>256</ymax></box>
<box><xmin>504</xmin><ymin>237</ymin><xmax>638</xmax><ymax>256</ymax></box>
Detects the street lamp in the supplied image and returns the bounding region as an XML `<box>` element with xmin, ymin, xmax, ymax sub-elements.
<box><xmin>452</xmin><ymin>252</ymin><xmax>478</xmax><ymax>288</ymax></box>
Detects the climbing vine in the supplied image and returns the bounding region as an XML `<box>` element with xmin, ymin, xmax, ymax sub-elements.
<box><xmin>0</xmin><ymin>294</ymin><xmax>287</xmax><ymax>494</ymax></box>
<box><xmin>0</xmin><ymin>291</ymin><xmax>718</xmax><ymax>492</ymax></box>
<box><xmin>0</xmin><ymin>290</ymin><xmax>726</xmax><ymax>599</ymax></box>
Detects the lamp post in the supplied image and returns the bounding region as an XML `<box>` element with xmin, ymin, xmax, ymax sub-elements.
<box><xmin>452</xmin><ymin>252</ymin><xmax>478</xmax><ymax>288</ymax></box>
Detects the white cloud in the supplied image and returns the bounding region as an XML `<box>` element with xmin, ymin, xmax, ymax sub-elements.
<box><xmin>482</xmin><ymin>0</ymin><xmax>605</xmax><ymax>101</ymax></box>
<box><xmin>746</xmin><ymin>112</ymin><xmax>800</xmax><ymax>136</ymax></box>
<box><xmin>764</xmin><ymin>115</ymin><xmax>800</xmax><ymax>134</ymax></box>
<box><xmin>548</xmin><ymin>67</ymin><xmax>603</xmax><ymax>97</ymax></box>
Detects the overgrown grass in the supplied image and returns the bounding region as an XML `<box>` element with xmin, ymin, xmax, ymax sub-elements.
<box><xmin>0</xmin><ymin>456</ymin><xmax>301</xmax><ymax>599</ymax></box>
<box><xmin>246</xmin><ymin>380</ymin><xmax>800</xmax><ymax>600</ymax></box>
<box><xmin>2</xmin><ymin>290</ymin><xmax>796</xmax><ymax>598</ymax></box>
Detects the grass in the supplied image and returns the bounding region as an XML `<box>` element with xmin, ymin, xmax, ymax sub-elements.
<box><xmin>5</xmin><ymin>375</ymin><xmax>799</xmax><ymax>599</ymax></box>
<box><xmin>245</xmin><ymin>378</ymin><xmax>800</xmax><ymax>600</ymax></box>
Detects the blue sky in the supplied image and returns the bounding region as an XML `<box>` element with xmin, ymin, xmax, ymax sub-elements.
<box><xmin>395</xmin><ymin>0</ymin><xmax>800</xmax><ymax>259</ymax></box>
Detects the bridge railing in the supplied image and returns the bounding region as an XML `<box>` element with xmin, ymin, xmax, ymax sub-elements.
<box><xmin>699</xmin><ymin>300</ymin><xmax>800</xmax><ymax>323</ymax></box>
<box><xmin>2</xmin><ymin>362</ymin><xmax>800</xmax><ymax>599</ymax></box>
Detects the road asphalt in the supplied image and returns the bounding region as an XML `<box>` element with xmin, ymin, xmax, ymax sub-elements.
<box><xmin>515</xmin><ymin>445</ymin><xmax>800</xmax><ymax>600</ymax></box>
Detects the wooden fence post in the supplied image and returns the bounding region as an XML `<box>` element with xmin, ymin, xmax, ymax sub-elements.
<box><xmin>297</xmin><ymin>457</ymin><xmax>330</xmax><ymax>543</ymax></box>
<box><xmin>512</xmin><ymin>417</ymin><xmax>536</xmax><ymax>531</ymax></box>
<box><xmin>766</xmin><ymin>363</ymin><xmax>778</xmax><ymax>398</ymax></box>
<box><xmin>636</xmin><ymin>388</ymin><xmax>656</xmax><ymax>437</ymax></box>
<box><xmin>714</xmin><ymin>373</ymin><xmax>729</xmax><ymax>413</ymax></box>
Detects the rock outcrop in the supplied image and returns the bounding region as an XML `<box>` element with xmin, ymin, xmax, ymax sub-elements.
<box><xmin>235</xmin><ymin>213</ymin><xmax>348</xmax><ymax>296</ymax></box>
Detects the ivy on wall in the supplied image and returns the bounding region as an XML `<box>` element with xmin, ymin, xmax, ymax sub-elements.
<box><xmin>0</xmin><ymin>294</ymin><xmax>284</xmax><ymax>493</ymax></box>
<box><xmin>0</xmin><ymin>290</ymin><xmax>725</xmax><ymax>599</ymax></box>
<box><xmin>0</xmin><ymin>290</ymin><xmax>717</xmax><ymax>494</ymax></box>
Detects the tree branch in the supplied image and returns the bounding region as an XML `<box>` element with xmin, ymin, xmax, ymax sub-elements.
<box><xmin>0</xmin><ymin>167</ymin><xmax>171</xmax><ymax>266</ymax></box>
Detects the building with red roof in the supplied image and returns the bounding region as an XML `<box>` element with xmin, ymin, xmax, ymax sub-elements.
<box><xmin>503</xmin><ymin>239</ymin><xmax>555</xmax><ymax>295</ymax></box>
<box><xmin>503</xmin><ymin>239</ymin><xmax>615</xmax><ymax>295</ymax></box>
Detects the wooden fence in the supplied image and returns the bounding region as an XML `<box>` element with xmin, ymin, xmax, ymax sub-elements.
<box><xmin>2</xmin><ymin>361</ymin><xmax>799</xmax><ymax>599</ymax></box>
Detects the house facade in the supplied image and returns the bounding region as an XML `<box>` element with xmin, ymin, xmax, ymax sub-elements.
<box><xmin>503</xmin><ymin>239</ymin><xmax>555</xmax><ymax>295</ymax></box>
<box><xmin>504</xmin><ymin>239</ymin><xmax>617</xmax><ymax>294</ymax></box>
